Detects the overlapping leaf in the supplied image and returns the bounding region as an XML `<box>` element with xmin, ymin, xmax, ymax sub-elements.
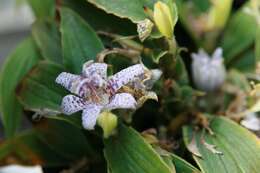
<box><xmin>221</xmin><ymin>3</ymin><xmax>257</xmax><ymax>65</ymax></box>
<box><xmin>60</xmin><ymin>7</ymin><xmax>104</xmax><ymax>73</ymax></box>
<box><xmin>0</xmin><ymin>37</ymin><xmax>41</xmax><ymax>137</ymax></box>
<box><xmin>27</xmin><ymin>0</ymin><xmax>55</xmax><ymax>19</ymax></box>
<box><xmin>17</xmin><ymin>61</ymin><xmax>66</xmax><ymax>111</ymax></box>
<box><xmin>104</xmin><ymin>124</ymin><xmax>173</xmax><ymax>173</ymax></box>
<box><xmin>32</xmin><ymin>20</ymin><xmax>63</xmax><ymax>63</ymax></box>
<box><xmin>0</xmin><ymin>120</ymin><xmax>94</xmax><ymax>167</ymax></box>
<box><xmin>87</xmin><ymin>0</ymin><xmax>157</xmax><ymax>23</ymax></box>
<box><xmin>183</xmin><ymin>117</ymin><xmax>260</xmax><ymax>173</ymax></box>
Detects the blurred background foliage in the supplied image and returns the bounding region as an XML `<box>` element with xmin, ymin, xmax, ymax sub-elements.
<box><xmin>0</xmin><ymin>0</ymin><xmax>260</xmax><ymax>173</ymax></box>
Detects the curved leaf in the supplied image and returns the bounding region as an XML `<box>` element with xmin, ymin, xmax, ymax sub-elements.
<box><xmin>183</xmin><ymin>117</ymin><xmax>260</xmax><ymax>173</ymax></box>
<box><xmin>32</xmin><ymin>20</ymin><xmax>63</xmax><ymax>63</ymax></box>
<box><xmin>0</xmin><ymin>120</ymin><xmax>94</xmax><ymax>167</ymax></box>
<box><xmin>27</xmin><ymin>0</ymin><xmax>55</xmax><ymax>19</ymax></box>
<box><xmin>104</xmin><ymin>124</ymin><xmax>172</xmax><ymax>173</ymax></box>
<box><xmin>63</xmin><ymin>0</ymin><xmax>137</xmax><ymax>35</ymax></box>
<box><xmin>171</xmin><ymin>154</ymin><xmax>200</xmax><ymax>173</ymax></box>
<box><xmin>60</xmin><ymin>7</ymin><xmax>104</xmax><ymax>73</ymax></box>
<box><xmin>17</xmin><ymin>61</ymin><xmax>66</xmax><ymax>111</ymax></box>
<box><xmin>0</xmin><ymin>37</ymin><xmax>41</xmax><ymax>137</ymax></box>
<box><xmin>87</xmin><ymin>0</ymin><xmax>157</xmax><ymax>23</ymax></box>
<box><xmin>221</xmin><ymin>3</ymin><xmax>257</xmax><ymax>65</ymax></box>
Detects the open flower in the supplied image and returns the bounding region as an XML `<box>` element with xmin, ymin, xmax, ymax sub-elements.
<box><xmin>56</xmin><ymin>60</ymin><xmax>146</xmax><ymax>130</ymax></box>
<box><xmin>191</xmin><ymin>48</ymin><xmax>226</xmax><ymax>92</ymax></box>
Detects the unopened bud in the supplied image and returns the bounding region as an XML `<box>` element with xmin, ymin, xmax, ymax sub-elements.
<box><xmin>153</xmin><ymin>1</ymin><xmax>178</xmax><ymax>38</ymax></box>
<box><xmin>97</xmin><ymin>111</ymin><xmax>118</xmax><ymax>138</ymax></box>
<box><xmin>207</xmin><ymin>0</ymin><xmax>233</xmax><ymax>30</ymax></box>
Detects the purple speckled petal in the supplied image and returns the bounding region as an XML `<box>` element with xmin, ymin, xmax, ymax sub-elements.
<box><xmin>55</xmin><ymin>72</ymin><xmax>81</xmax><ymax>92</ymax></box>
<box><xmin>82</xmin><ymin>104</ymin><xmax>102</xmax><ymax>130</ymax></box>
<box><xmin>82</xmin><ymin>60</ymin><xmax>107</xmax><ymax>79</ymax></box>
<box><xmin>104</xmin><ymin>93</ymin><xmax>137</xmax><ymax>111</ymax></box>
<box><xmin>61</xmin><ymin>95</ymin><xmax>88</xmax><ymax>115</ymax></box>
<box><xmin>107</xmin><ymin>64</ymin><xmax>145</xmax><ymax>93</ymax></box>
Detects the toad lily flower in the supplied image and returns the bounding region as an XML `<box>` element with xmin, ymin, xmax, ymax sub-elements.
<box><xmin>191</xmin><ymin>48</ymin><xmax>226</xmax><ymax>92</ymax></box>
<box><xmin>56</xmin><ymin>60</ymin><xmax>146</xmax><ymax>130</ymax></box>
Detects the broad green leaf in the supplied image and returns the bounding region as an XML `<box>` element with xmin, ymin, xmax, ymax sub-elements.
<box><xmin>32</xmin><ymin>20</ymin><xmax>63</xmax><ymax>63</ymax></box>
<box><xmin>0</xmin><ymin>120</ymin><xmax>94</xmax><ymax>167</ymax></box>
<box><xmin>27</xmin><ymin>0</ymin><xmax>55</xmax><ymax>19</ymax></box>
<box><xmin>0</xmin><ymin>37</ymin><xmax>40</xmax><ymax>137</ymax></box>
<box><xmin>63</xmin><ymin>0</ymin><xmax>136</xmax><ymax>35</ymax></box>
<box><xmin>104</xmin><ymin>124</ymin><xmax>172</xmax><ymax>173</ymax></box>
<box><xmin>16</xmin><ymin>61</ymin><xmax>83</xmax><ymax>128</ymax></box>
<box><xmin>35</xmin><ymin>119</ymin><xmax>94</xmax><ymax>161</ymax></box>
<box><xmin>17</xmin><ymin>61</ymin><xmax>66</xmax><ymax>111</ymax></box>
<box><xmin>171</xmin><ymin>154</ymin><xmax>200</xmax><ymax>173</ymax></box>
<box><xmin>87</xmin><ymin>0</ymin><xmax>157</xmax><ymax>23</ymax></box>
<box><xmin>183</xmin><ymin>117</ymin><xmax>260</xmax><ymax>173</ymax></box>
<box><xmin>0</xmin><ymin>130</ymin><xmax>68</xmax><ymax>166</ymax></box>
<box><xmin>60</xmin><ymin>7</ymin><xmax>104</xmax><ymax>73</ymax></box>
<box><xmin>221</xmin><ymin>3</ymin><xmax>257</xmax><ymax>65</ymax></box>
<box><xmin>230</xmin><ymin>50</ymin><xmax>255</xmax><ymax>72</ymax></box>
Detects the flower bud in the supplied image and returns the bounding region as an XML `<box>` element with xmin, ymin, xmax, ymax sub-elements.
<box><xmin>97</xmin><ymin>111</ymin><xmax>118</xmax><ymax>138</ymax></box>
<box><xmin>153</xmin><ymin>1</ymin><xmax>177</xmax><ymax>38</ymax></box>
<box><xmin>191</xmin><ymin>48</ymin><xmax>226</xmax><ymax>92</ymax></box>
<box><xmin>207</xmin><ymin>0</ymin><xmax>233</xmax><ymax>30</ymax></box>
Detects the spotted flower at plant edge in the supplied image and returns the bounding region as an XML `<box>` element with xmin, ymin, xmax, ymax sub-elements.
<box><xmin>55</xmin><ymin>60</ymin><xmax>160</xmax><ymax>130</ymax></box>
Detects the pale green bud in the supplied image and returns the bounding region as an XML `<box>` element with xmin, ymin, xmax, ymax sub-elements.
<box><xmin>97</xmin><ymin>111</ymin><xmax>118</xmax><ymax>138</ymax></box>
<box><xmin>207</xmin><ymin>0</ymin><xmax>233</xmax><ymax>30</ymax></box>
<box><xmin>153</xmin><ymin>1</ymin><xmax>178</xmax><ymax>38</ymax></box>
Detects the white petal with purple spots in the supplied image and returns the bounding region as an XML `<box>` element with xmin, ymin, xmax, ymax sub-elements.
<box><xmin>107</xmin><ymin>64</ymin><xmax>145</xmax><ymax>93</ymax></box>
<box><xmin>82</xmin><ymin>60</ymin><xmax>107</xmax><ymax>79</ymax></box>
<box><xmin>55</xmin><ymin>72</ymin><xmax>81</xmax><ymax>91</ymax></box>
<box><xmin>105</xmin><ymin>93</ymin><xmax>137</xmax><ymax>110</ymax></box>
<box><xmin>82</xmin><ymin>104</ymin><xmax>102</xmax><ymax>130</ymax></box>
<box><xmin>61</xmin><ymin>95</ymin><xmax>88</xmax><ymax>115</ymax></box>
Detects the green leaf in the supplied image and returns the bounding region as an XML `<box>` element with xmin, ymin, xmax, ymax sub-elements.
<box><xmin>104</xmin><ymin>124</ymin><xmax>172</xmax><ymax>173</ymax></box>
<box><xmin>17</xmin><ymin>61</ymin><xmax>66</xmax><ymax>111</ymax></box>
<box><xmin>87</xmin><ymin>0</ymin><xmax>157</xmax><ymax>23</ymax></box>
<box><xmin>183</xmin><ymin>117</ymin><xmax>260</xmax><ymax>173</ymax></box>
<box><xmin>16</xmin><ymin>61</ymin><xmax>84</xmax><ymax>128</ymax></box>
<box><xmin>60</xmin><ymin>7</ymin><xmax>104</xmax><ymax>73</ymax></box>
<box><xmin>171</xmin><ymin>154</ymin><xmax>200</xmax><ymax>173</ymax></box>
<box><xmin>221</xmin><ymin>3</ymin><xmax>257</xmax><ymax>65</ymax></box>
<box><xmin>230</xmin><ymin>50</ymin><xmax>255</xmax><ymax>72</ymax></box>
<box><xmin>32</xmin><ymin>20</ymin><xmax>63</xmax><ymax>63</ymax></box>
<box><xmin>27</xmin><ymin>0</ymin><xmax>55</xmax><ymax>19</ymax></box>
<box><xmin>0</xmin><ymin>37</ymin><xmax>40</xmax><ymax>137</ymax></box>
<box><xmin>36</xmin><ymin>119</ymin><xmax>94</xmax><ymax>161</ymax></box>
<box><xmin>63</xmin><ymin>0</ymin><xmax>137</xmax><ymax>35</ymax></box>
<box><xmin>256</xmin><ymin>27</ymin><xmax>260</xmax><ymax>63</ymax></box>
<box><xmin>0</xmin><ymin>119</ymin><xmax>94</xmax><ymax>167</ymax></box>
